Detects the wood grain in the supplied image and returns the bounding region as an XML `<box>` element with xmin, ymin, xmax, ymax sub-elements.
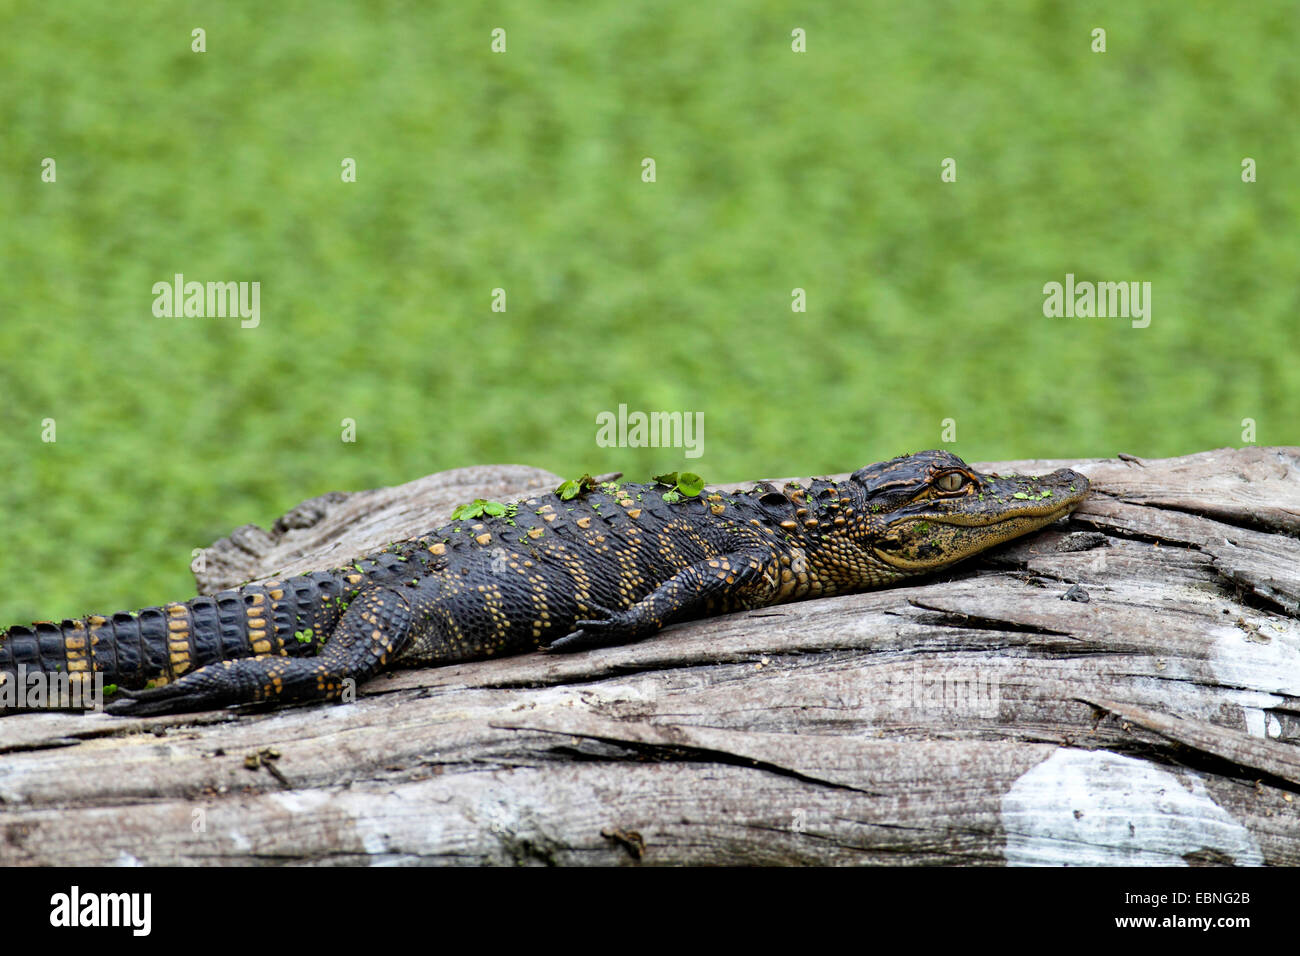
<box><xmin>2</xmin><ymin>448</ymin><xmax>1297</xmax><ymax>866</ymax></box>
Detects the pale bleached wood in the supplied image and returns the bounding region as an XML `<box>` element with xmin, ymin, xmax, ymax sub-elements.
<box><xmin>193</xmin><ymin>464</ymin><xmax>567</xmax><ymax>593</ymax></box>
<box><xmin>1</xmin><ymin>448</ymin><xmax>1297</xmax><ymax>866</ymax></box>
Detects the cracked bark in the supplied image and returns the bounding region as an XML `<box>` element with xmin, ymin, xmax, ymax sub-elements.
<box><xmin>1</xmin><ymin>450</ymin><xmax>1298</xmax><ymax>866</ymax></box>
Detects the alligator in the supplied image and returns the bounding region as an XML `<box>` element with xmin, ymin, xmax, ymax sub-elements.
<box><xmin>0</xmin><ymin>451</ymin><xmax>1088</xmax><ymax>716</ymax></box>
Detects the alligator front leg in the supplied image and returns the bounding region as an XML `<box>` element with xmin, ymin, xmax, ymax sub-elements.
<box><xmin>106</xmin><ymin>586</ymin><xmax>414</xmax><ymax>716</ymax></box>
<box><xmin>545</xmin><ymin>550</ymin><xmax>780</xmax><ymax>653</ymax></box>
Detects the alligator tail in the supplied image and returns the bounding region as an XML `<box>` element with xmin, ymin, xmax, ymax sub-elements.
<box><xmin>0</xmin><ymin>572</ymin><xmax>348</xmax><ymax>710</ymax></box>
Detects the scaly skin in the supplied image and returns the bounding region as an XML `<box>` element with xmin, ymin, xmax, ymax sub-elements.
<box><xmin>0</xmin><ymin>451</ymin><xmax>1089</xmax><ymax>716</ymax></box>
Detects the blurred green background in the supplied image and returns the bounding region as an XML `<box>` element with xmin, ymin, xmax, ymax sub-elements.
<box><xmin>1</xmin><ymin>1</ymin><xmax>1296</xmax><ymax>623</ymax></box>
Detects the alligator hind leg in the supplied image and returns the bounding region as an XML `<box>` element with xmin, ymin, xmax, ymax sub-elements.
<box><xmin>106</xmin><ymin>586</ymin><xmax>414</xmax><ymax>716</ymax></box>
<box><xmin>545</xmin><ymin>549</ymin><xmax>780</xmax><ymax>653</ymax></box>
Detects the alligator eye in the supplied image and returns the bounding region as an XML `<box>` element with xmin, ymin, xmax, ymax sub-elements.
<box><xmin>935</xmin><ymin>472</ymin><xmax>967</xmax><ymax>493</ymax></box>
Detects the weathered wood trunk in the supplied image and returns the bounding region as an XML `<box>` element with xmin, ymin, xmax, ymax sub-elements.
<box><xmin>2</xmin><ymin>448</ymin><xmax>1297</xmax><ymax>866</ymax></box>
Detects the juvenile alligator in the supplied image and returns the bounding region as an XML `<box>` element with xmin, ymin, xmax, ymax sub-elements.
<box><xmin>0</xmin><ymin>451</ymin><xmax>1088</xmax><ymax>716</ymax></box>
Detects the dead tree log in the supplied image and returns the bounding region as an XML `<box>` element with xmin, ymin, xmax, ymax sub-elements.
<box><xmin>1</xmin><ymin>448</ymin><xmax>1297</xmax><ymax>866</ymax></box>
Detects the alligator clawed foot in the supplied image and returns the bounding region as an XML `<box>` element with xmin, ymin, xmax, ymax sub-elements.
<box><xmin>105</xmin><ymin>682</ymin><xmax>224</xmax><ymax>717</ymax></box>
<box><xmin>543</xmin><ymin>602</ymin><xmax>635</xmax><ymax>653</ymax></box>
<box><xmin>104</xmin><ymin>658</ymin><xmax>327</xmax><ymax>716</ymax></box>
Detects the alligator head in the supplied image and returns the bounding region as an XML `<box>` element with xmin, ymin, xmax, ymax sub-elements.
<box><xmin>850</xmin><ymin>450</ymin><xmax>1090</xmax><ymax>576</ymax></box>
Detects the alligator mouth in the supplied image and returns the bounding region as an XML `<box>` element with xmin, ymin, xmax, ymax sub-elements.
<box><xmin>873</xmin><ymin>500</ymin><xmax>1080</xmax><ymax>571</ymax></box>
<box><xmin>924</xmin><ymin>500</ymin><xmax>1079</xmax><ymax>528</ymax></box>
